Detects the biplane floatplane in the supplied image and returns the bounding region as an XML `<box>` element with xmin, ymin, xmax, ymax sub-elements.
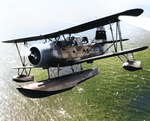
<box><xmin>2</xmin><ymin>8</ymin><xmax>148</xmax><ymax>98</ymax></box>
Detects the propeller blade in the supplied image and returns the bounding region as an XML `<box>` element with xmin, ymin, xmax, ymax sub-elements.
<box><xmin>28</xmin><ymin>47</ymin><xmax>41</xmax><ymax>65</ymax></box>
<box><xmin>20</xmin><ymin>45</ymin><xmax>30</xmax><ymax>56</ymax></box>
<box><xmin>119</xmin><ymin>16</ymin><xmax>150</xmax><ymax>31</ymax></box>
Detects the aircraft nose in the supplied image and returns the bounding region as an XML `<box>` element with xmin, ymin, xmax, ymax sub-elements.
<box><xmin>28</xmin><ymin>47</ymin><xmax>41</xmax><ymax>65</ymax></box>
<box><xmin>28</xmin><ymin>43</ymin><xmax>52</xmax><ymax>67</ymax></box>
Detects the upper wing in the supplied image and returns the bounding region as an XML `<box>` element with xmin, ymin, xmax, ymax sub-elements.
<box><xmin>3</xmin><ymin>8</ymin><xmax>143</xmax><ymax>43</ymax></box>
<box><xmin>73</xmin><ymin>46</ymin><xmax>148</xmax><ymax>64</ymax></box>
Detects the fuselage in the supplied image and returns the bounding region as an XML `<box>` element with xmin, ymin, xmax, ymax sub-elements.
<box><xmin>28</xmin><ymin>37</ymin><xmax>106</xmax><ymax>68</ymax></box>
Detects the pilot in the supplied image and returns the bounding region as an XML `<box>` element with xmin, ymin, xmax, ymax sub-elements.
<box><xmin>69</xmin><ymin>36</ymin><xmax>75</xmax><ymax>46</ymax></box>
<box><xmin>82</xmin><ymin>37</ymin><xmax>88</xmax><ymax>44</ymax></box>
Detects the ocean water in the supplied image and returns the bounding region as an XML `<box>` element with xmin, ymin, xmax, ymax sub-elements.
<box><xmin>0</xmin><ymin>41</ymin><xmax>79</xmax><ymax>121</ymax></box>
<box><xmin>0</xmin><ymin>25</ymin><xmax>150</xmax><ymax>121</ymax></box>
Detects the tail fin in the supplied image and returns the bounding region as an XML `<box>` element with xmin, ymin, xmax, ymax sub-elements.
<box><xmin>95</xmin><ymin>26</ymin><xmax>107</xmax><ymax>42</ymax></box>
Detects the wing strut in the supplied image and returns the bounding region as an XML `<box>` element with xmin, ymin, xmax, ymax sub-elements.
<box><xmin>15</xmin><ymin>43</ymin><xmax>25</xmax><ymax>66</ymax></box>
<box><xmin>15</xmin><ymin>42</ymin><xmax>29</xmax><ymax>75</ymax></box>
<box><xmin>57</xmin><ymin>63</ymin><xmax>60</xmax><ymax>77</ymax></box>
<box><xmin>12</xmin><ymin>42</ymin><xmax>34</xmax><ymax>82</ymax></box>
<box><xmin>117</xmin><ymin>22</ymin><xmax>123</xmax><ymax>51</ymax></box>
<box><xmin>109</xmin><ymin>22</ymin><xmax>117</xmax><ymax>52</ymax></box>
<box><xmin>109</xmin><ymin>21</ymin><xmax>123</xmax><ymax>52</ymax></box>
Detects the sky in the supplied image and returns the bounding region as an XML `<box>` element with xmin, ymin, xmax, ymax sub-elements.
<box><xmin>0</xmin><ymin>0</ymin><xmax>150</xmax><ymax>41</ymax></box>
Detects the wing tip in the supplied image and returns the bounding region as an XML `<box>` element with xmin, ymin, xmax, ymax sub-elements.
<box><xmin>124</xmin><ymin>8</ymin><xmax>144</xmax><ymax>17</ymax></box>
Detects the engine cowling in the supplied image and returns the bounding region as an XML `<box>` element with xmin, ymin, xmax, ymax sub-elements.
<box><xmin>28</xmin><ymin>43</ymin><xmax>51</xmax><ymax>68</ymax></box>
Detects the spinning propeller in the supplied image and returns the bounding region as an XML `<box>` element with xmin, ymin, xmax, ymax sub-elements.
<box><xmin>119</xmin><ymin>16</ymin><xmax>150</xmax><ymax>31</ymax></box>
<box><xmin>28</xmin><ymin>47</ymin><xmax>41</xmax><ymax>65</ymax></box>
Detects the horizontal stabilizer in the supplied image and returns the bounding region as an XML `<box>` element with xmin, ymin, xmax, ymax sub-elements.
<box><xmin>98</xmin><ymin>39</ymin><xmax>128</xmax><ymax>44</ymax></box>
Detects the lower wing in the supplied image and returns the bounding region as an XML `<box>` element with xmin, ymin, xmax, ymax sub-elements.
<box><xmin>74</xmin><ymin>46</ymin><xmax>148</xmax><ymax>64</ymax></box>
